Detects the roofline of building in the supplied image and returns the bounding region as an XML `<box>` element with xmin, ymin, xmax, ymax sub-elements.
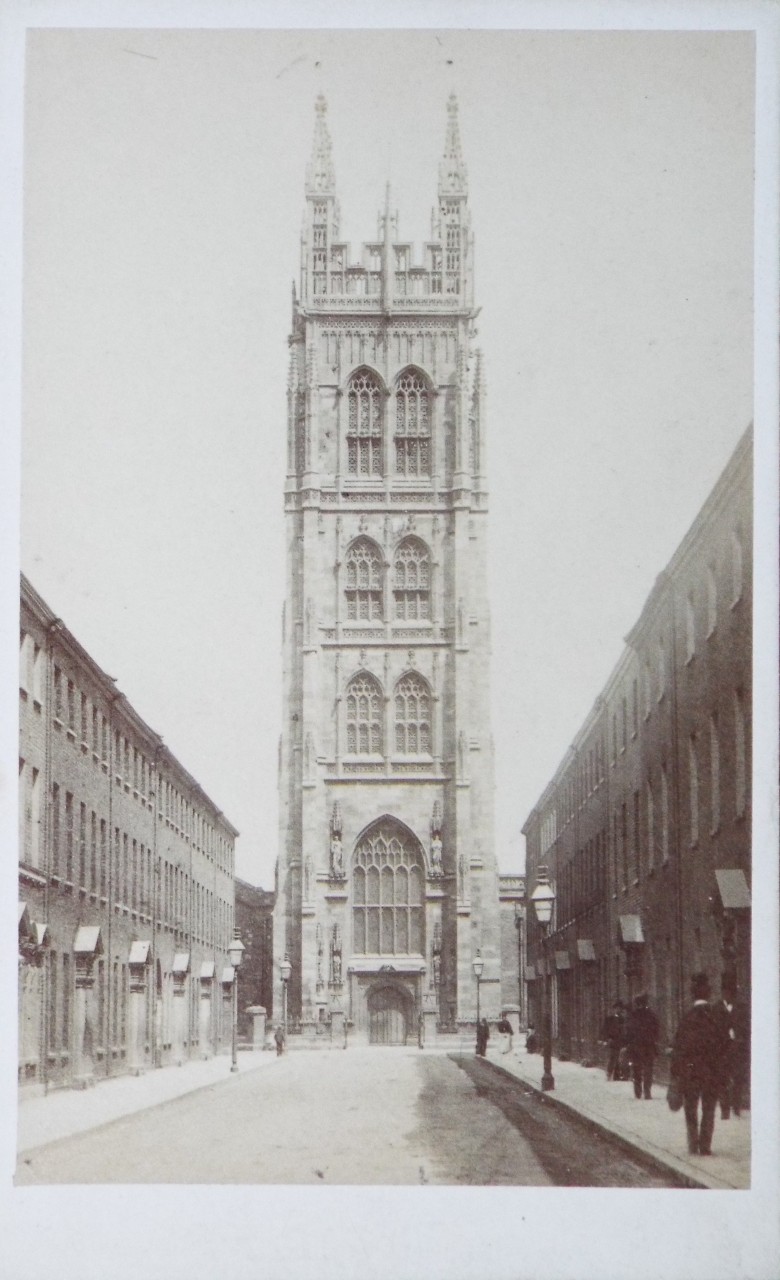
<box><xmin>235</xmin><ymin>875</ymin><xmax>274</xmax><ymax>898</ymax></box>
<box><xmin>626</xmin><ymin>423</ymin><xmax>752</xmax><ymax>648</ymax></box>
<box><xmin>20</xmin><ymin>573</ymin><xmax>239</xmax><ymax>840</ymax></box>
<box><xmin>520</xmin><ymin>424</ymin><xmax>752</xmax><ymax>838</ymax></box>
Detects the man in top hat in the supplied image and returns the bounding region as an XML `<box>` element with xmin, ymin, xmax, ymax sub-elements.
<box><xmin>671</xmin><ymin>973</ymin><xmax>731</xmax><ymax>1156</ymax></box>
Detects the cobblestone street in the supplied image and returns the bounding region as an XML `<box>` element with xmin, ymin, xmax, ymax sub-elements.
<box><xmin>17</xmin><ymin>1048</ymin><xmax>682</xmax><ymax>1187</ymax></box>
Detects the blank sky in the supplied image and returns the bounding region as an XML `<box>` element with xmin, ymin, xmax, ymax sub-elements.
<box><xmin>21</xmin><ymin>28</ymin><xmax>754</xmax><ymax>887</ymax></box>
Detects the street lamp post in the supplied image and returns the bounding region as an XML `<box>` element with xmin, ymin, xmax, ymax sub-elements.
<box><xmin>227</xmin><ymin>928</ymin><xmax>245</xmax><ymax>1074</ymax></box>
<box><xmin>279</xmin><ymin>954</ymin><xmax>292</xmax><ymax>1043</ymax></box>
<box><xmin>530</xmin><ymin>865</ymin><xmax>556</xmax><ymax>1093</ymax></box>
<box><xmin>514</xmin><ymin>900</ymin><xmax>525</xmax><ymax>1030</ymax></box>
<box><xmin>472</xmin><ymin>952</ymin><xmax>484</xmax><ymax>1027</ymax></box>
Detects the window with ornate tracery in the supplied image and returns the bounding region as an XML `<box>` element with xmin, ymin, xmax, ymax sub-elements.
<box><xmin>345</xmin><ymin>538</ymin><xmax>383</xmax><ymax>621</ymax></box>
<box><xmin>347</xmin><ymin>370</ymin><xmax>383</xmax><ymax>476</ymax></box>
<box><xmin>394</xmin><ymin>673</ymin><xmax>431</xmax><ymax>754</ymax></box>
<box><xmin>393</xmin><ymin>538</ymin><xmax>430</xmax><ymax>621</ymax></box>
<box><xmin>394</xmin><ymin>371</ymin><xmax>430</xmax><ymax>476</ymax></box>
<box><xmin>352</xmin><ymin>822</ymin><xmax>424</xmax><ymax>955</ymax></box>
<box><xmin>345</xmin><ymin>673</ymin><xmax>383</xmax><ymax>755</ymax></box>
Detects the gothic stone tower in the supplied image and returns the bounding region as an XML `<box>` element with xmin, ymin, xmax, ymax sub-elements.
<box><xmin>273</xmin><ymin>95</ymin><xmax>501</xmax><ymax>1042</ymax></box>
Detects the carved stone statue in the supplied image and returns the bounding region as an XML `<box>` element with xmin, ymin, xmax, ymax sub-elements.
<box><xmin>330</xmin><ymin>834</ymin><xmax>344</xmax><ymax>877</ymax></box>
<box><xmin>430</xmin><ymin>834</ymin><xmax>443</xmax><ymax>876</ymax></box>
<box><xmin>330</xmin><ymin>925</ymin><xmax>342</xmax><ymax>985</ymax></box>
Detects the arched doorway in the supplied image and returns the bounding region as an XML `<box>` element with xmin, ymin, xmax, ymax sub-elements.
<box><xmin>367</xmin><ymin>983</ymin><xmax>412</xmax><ymax>1045</ymax></box>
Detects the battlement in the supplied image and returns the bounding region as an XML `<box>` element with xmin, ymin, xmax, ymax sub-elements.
<box><xmin>301</xmin><ymin>96</ymin><xmax>473</xmax><ymax>309</ymax></box>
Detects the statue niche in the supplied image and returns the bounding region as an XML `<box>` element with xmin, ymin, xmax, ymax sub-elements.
<box><xmin>329</xmin><ymin>801</ymin><xmax>346</xmax><ymax>880</ymax></box>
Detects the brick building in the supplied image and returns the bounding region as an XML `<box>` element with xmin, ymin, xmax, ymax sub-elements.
<box><xmin>18</xmin><ymin>576</ymin><xmax>238</xmax><ymax>1092</ymax></box>
<box><xmin>273</xmin><ymin>96</ymin><xmax>503</xmax><ymax>1044</ymax></box>
<box><xmin>523</xmin><ymin>427</ymin><xmax>752</xmax><ymax>1066</ymax></box>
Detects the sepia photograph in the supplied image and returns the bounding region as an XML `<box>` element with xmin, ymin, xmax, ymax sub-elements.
<box><xmin>3</xmin><ymin>5</ymin><xmax>779</xmax><ymax>1280</ymax></box>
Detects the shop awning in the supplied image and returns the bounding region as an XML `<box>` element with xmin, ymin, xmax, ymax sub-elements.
<box><xmin>577</xmin><ymin>939</ymin><xmax>597</xmax><ymax>962</ymax></box>
<box><xmin>524</xmin><ymin>971</ymin><xmax>537</xmax><ymax>982</ymax></box>
<box><xmin>18</xmin><ymin>901</ymin><xmax>29</xmax><ymax>927</ymax></box>
<box><xmin>200</xmin><ymin>961</ymin><xmax>215</xmax><ymax>980</ymax></box>
<box><xmin>172</xmin><ymin>952</ymin><xmax>190</xmax><ymax>975</ymax></box>
<box><xmin>619</xmin><ymin>915</ymin><xmax>644</xmax><ymax>945</ymax></box>
<box><xmin>715</xmin><ymin>868</ymin><xmax>751</xmax><ymax>910</ymax></box>
<box><xmin>221</xmin><ymin>966</ymin><xmax>235</xmax><ymax>985</ymax></box>
<box><xmin>129</xmin><ymin>940</ymin><xmax>151</xmax><ymax>966</ymax></box>
<box><xmin>33</xmin><ymin>923</ymin><xmax>49</xmax><ymax>948</ymax></box>
<box><xmin>555</xmin><ymin>951</ymin><xmax>571</xmax><ymax>970</ymax></box>
<box><xmin>73</xmin><ymin>925</ymin><xmax>103</xmax><ymax>955</ymax></box>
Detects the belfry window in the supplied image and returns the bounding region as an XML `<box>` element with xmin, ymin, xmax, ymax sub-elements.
<box><xmin>394</xmin><ymin>371</ymin><xmax>430</xmax><ymax>477</ymax></box>
<box><xmin>345</xmin><ymin>673</ymin><xmax>383</xmax><ymax>755</ymax></box>
<box><xmin>352</xmin><ymin>822</ymin><xmax>425</xmax><ymax>956</ymax></box>
<box><xmin>394</xmin><ymin>673</ymin><xmax>431</xmax><ymax>754</ymax></box>
<box><xmin>345</xmin><ymin>538</ymin><xmax>383</xmax><ymax>622</ymax></box>
<box><xmin>393</xmin><ymin>538</ymin><xmax>430</xmax><ymax>621</ymax></box>
<box><xmin>347</xmin><ymin>370</ymin><xmax>383</xmax><ymax>476</ymax></box>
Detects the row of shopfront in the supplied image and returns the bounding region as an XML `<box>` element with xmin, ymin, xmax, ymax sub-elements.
<box><xmin>18</xmin><ymin>898</ymin><xmax>239</xmax><ymax>1091</ymax></box>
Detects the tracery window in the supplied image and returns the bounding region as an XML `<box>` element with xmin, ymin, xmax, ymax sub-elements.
<box><xmin>394</xmin><ymin>371</ymin><xmax>430</xmax><ymax>477</ymax></box>
<box><xmin>345</xmin><ymin>673</ymin><xmax>383</xmax><ymax>755</ymax></box>
<box><xmin>345</xmin><ymin>538</ymin><xmax>383</xmax><ymax>622</ymax></box>
<box><xmin>347</xmin><ymin>370</ymin><xmax>383</xmax><ymax>476</ymax></box>
<box><xmin>394</xmin><ymin>673</ymin><xmax>431</xmax><ymax>755</ymax></box>
<box><xmin>393</xmin><ymin>538</ymin><xmax>430</xmax><ymax>621</ymax></box>
<box><xmin>352</xmin><ymin>822</ymin><xmax>424</xmax><ymax>955</ymax></box>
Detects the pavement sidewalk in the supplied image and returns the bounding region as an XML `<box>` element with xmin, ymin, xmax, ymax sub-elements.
<box><xmin>483</xmin><ymin>1044</ymin><xmax>750</xmax><ymax>1190</ymax></box>
<box><xmin>17</xmin><ymin>1050</ymin><xmax>276</xmax><ymax>1157</ymax></box>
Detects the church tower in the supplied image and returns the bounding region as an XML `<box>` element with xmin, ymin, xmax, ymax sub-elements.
<box><xmin>274</xmin><ymin>95</ymin><xmax>501</xmax><ymax>1041</ymax></box>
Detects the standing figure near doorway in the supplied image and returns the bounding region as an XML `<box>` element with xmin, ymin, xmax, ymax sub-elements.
<box><xmin>496</xmin><ymin>1015</ymin><xmax>513</xmax><ymax>1054</ymax></box>
<box><xmin>625</xmin><ymin>993</ymin><xmax>659</xmax><ymax>1100</ymax></box>
<box><xmin>600</xmin><ymin>1000</ymin><xmax>627</xmax><ymax>1081</ymax></box>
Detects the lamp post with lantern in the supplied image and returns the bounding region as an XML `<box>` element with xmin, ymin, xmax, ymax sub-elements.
<box><xmin>530</xmin><ymin>865</ymin><xmax>556</xmax><ymax>1092</ymax></box>
<box><xmin>279</xmin><ymin>954</ymin><xmax>292</xmax><ymax>1041</ymax></box>
<box><xmin>472</xmin><ymin>952</ymin><xmax>484</xmax><ymax>1027</ymax></box>
<box><xmin>228</xmin><ymin>928</ymin><xmax>245</xmax><ymax>1074</ymax></box>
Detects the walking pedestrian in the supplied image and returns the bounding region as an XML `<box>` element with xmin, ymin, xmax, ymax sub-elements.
<box><xmin>274</xmin><ymin>1024</ymin><xmax>286</xmax><ymax>1057</ymax></box>
<box><xmin>600</xmin><ymin>1000</ymin><xmax>627</xmax><ymax>1081</ymax></box>
<box><xmin>496</xmin><ymin>1015</ymin><xmax>513</xmax><ymax>1054</ymax></box>
<box><xmin>713</xmin><ymin>976</ymin><xmax>750</xmax><ymax>1119</ymax></box>
<box><xmin>475</xmin><ymin>1017</ymin><xmax>490</xmax><ymax>1057</ymax></box>
<box><xmin>670</xmin><ymin>973</ymin><xmax>731</xmax><ymax>1156</ymax></box>
<box><xmin>625</xmin><ymin>993</ymin><xmax>659</xmax><ymax>1100</ymax></box>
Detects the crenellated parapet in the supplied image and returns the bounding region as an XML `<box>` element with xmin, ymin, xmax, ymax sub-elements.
<box><xmin>300</xmin><ymin>95</ymin><xmax>473</xmax><ymax>310</ymax></box>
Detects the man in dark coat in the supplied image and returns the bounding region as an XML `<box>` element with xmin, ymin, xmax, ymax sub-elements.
<box><xmin>671</xmin><ymin>973</ymin><xmax>731</xmax><ymax>1156</ymax></box>
<box><xmin>600</xmin><ymin>1000</ymin><xmax>627</xmax><ymax>1081</ymax></box>
<box><xmin>713</xmin><ymin>976</ymin><xmax>750</xmax><ymax>1119</ymax></box>
<box><xmin>626</xmin><ymin>993</ymin><xmax>660</xmax><ymax>1100</ymax></box>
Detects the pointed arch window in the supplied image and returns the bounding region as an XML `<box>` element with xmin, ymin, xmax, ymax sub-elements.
<box><xmin>345</xmin><ymin>673</ymin><xmax>383</xmax><ymax>755</ymax></box>
<box><xmin>394</xmin><ymin>673</ymin><xmax>432</xmax><ymax>755</ymax></box>
<box><xmin>345</xmin><ymin>538</ymin><xmax>383</xmax><ymax>622</ymax></box>
<box><xmin>347</xmin><ymin>370</ymin><xmax>383</xmax><ymax>476</ymax></box>
<box><xmin>395</xmin><ymin>371</ymin><xmax>431</xmax><ymax>477</ymax></box>
<box><xmin>352</xmin><ymin>822</ymin><xmax>425</xmax><ymax>956</ymax></box>
<box><xmin>393</xmin><ymin>538</ymin><xmax>430</xmax><ymax>621</ymax></box>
